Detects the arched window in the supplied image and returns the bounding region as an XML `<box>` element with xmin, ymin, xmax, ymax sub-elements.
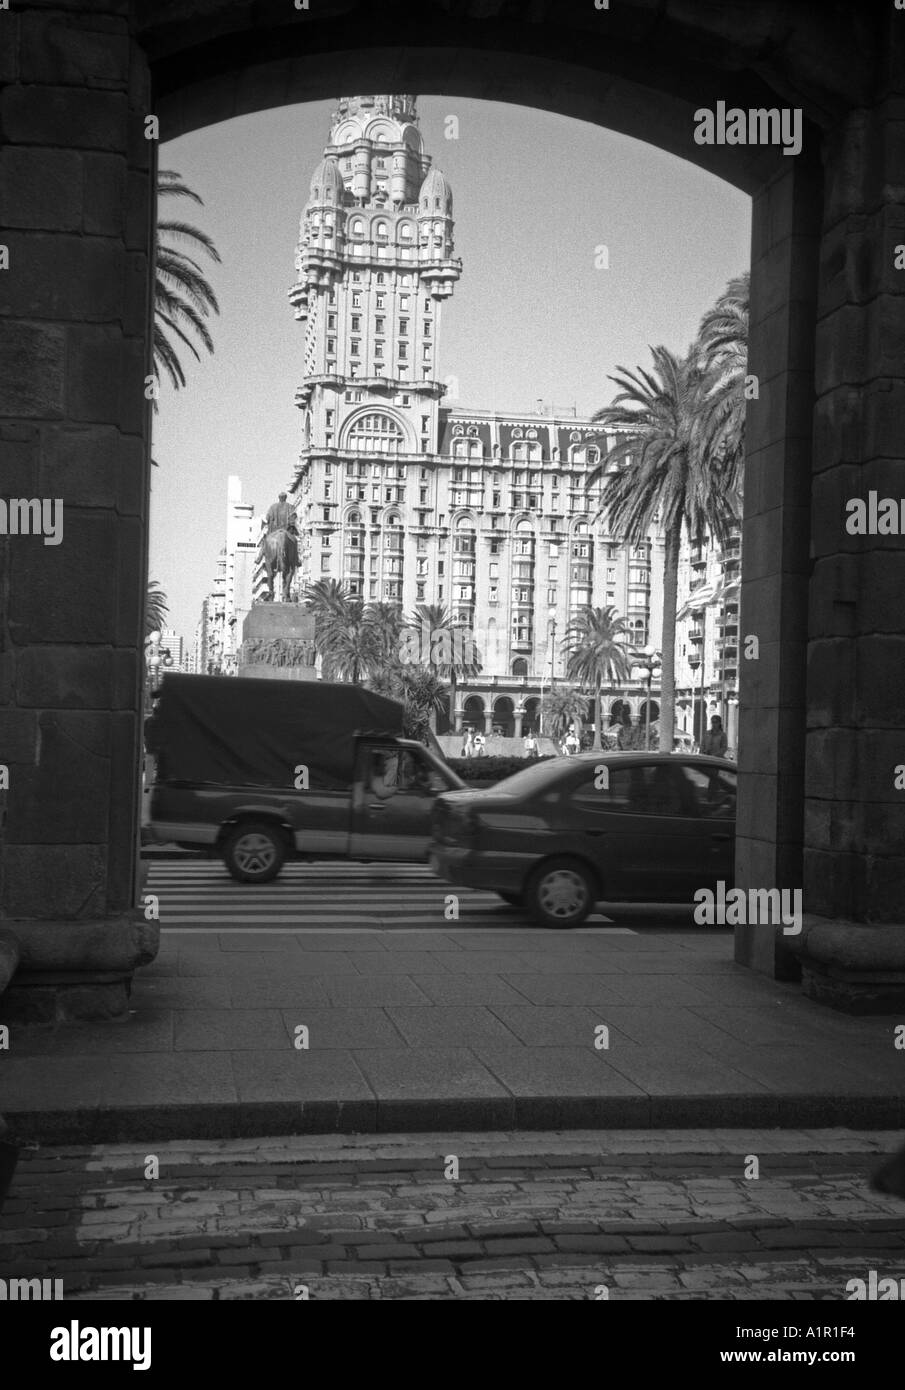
<box><xmin>346</xmin><ymin>413</ymin><xmax>405</xmax><ymax>454</ymax></box>
<box><xmin>375</xmin><ymin>221</ymin><xmax>388</xmax><ymax>239</ymax></box>
<box><xmin>453</xmin><ymin>437</ymin><xmax>483</xmax><ymax>460</ymax></box>
<box><xmin>351</xmin><ymin>218</ymin><xmax>364</xmax><ymax>237</ymax></box>
<box><xmin>512</xmin><ymin>658</ymin><xmax>528</xmax><ymax>678</ymax></box>
<box><xmin>400</xmin><ymin>223</ymin><xmax>413</xmax><ymax>239</ymax></box>
<box><xmin>511</xmin><ymin>441</ymin><xmax>541</xmax><ymax>464</ymax></box>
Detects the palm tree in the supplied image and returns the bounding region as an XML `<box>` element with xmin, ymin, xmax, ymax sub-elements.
<box><xmin>540</xmin><ymin>688</ymin><xmax>588</xmax><ymax>744</ymax></box>
<box><xmin>407</xmin><ymin>602</ymin><xmax>481</xmax><ymax>731</ymax></box>
<box><xmin>371</xmin><ymin>664</ymin><xmax>447</xmax><ymax>741</ymax></box>
<box><xmin>588</xmin><ymin>345</ymin><xmax>741</xmax><ymax>751</ymax></box>
<box><xmin>563</xmin><ymin>605</ymin><xmax>633</xmax><ymax>750</ymax></box>
<box><xmin>365</xmin><ymin>602</ymin><xmax>405</xmax><ymax>673</ymax></box>
<box><xmin>303</xmin><ymin>578</ymin><xmax>355</xmax><ymax>680</ymax></box>
<box><xmin>695</xmin><ymin>272</ymin><xmax>750</xmax><ymax>480</ymax></box>
<box><xmin>154</xmin><ymin>170</ymin><xmax>221</xmax><ymax>395</ymax></box>
<box><xmin>146</xmin><ymin>580</ymin><xmax>168</xmax><ymax>638</ymax></box>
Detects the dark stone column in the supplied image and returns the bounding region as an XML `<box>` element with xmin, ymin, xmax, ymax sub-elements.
<box><xmin>791</xmin><ymin>16</ymin><xmax>905</xmax><ymax>1010</ymax></box>
<box><xmin>0</xmin><ymin>3</ymin><xmax>157</xmax><ymax>1018</ymax></box>
<box><xmin>734</xmin><ymin>150</ymin><xmax>822</xmax><ymax>979</ymax></box>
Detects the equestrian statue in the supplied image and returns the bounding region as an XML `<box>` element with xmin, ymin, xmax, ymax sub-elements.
<box><xmin>258</xmin><ymin>492</ymin><xmax>300</xmax><ymax>603</ymax></box>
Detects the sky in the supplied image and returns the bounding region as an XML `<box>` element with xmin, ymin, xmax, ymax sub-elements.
<box><xmin>151</xmin><ymin>95</ymin><xmax>751</xmax><ymax>645</ymax></box>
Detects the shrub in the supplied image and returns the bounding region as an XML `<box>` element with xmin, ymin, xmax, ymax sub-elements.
<box><xmin>446</xmin><ymin>754</ymin><xmax>555</xmax><ymax>785</ymax></box>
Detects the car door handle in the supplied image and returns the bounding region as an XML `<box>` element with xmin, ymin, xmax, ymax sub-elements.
<box><xmin>367</xmin><ymin>803</ymin><xmax>386</xmax><ymax>812</ymax></box>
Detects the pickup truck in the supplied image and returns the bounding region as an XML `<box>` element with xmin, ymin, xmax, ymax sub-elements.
<box><xmin>146</xmin><ymin>673</ymin><xmax>466</xmax><ymax>882</ymax></box>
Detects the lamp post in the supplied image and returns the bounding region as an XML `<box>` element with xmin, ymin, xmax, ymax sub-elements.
<box><xmin>537</xmin><ymin>608</ymin><xmax>557</xmax><ymax>735</ymax></box>
<box><xmin>630</xmin><ymin>644</ymin><xmax>662</xmax><ymax>750</ymax></box>
<box><xmin>687</xmin><ymin>605</ymin><xmax>707</xmax><ymax>748</ymax></box>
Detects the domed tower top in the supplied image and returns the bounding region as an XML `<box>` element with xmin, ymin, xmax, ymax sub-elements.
<box><xmin>333</xmin><ymin>95</ymin><xmax>417</xmax><ymax>125</ymax></box>
<box><xmin>307</xmin><ymin>156</ymin><xmax>344</xmax><ymax>207</ymax></box>
<box><xmin>419</xmin><ymin>166</ymin><xmax>453</xmax><ymax>216</ymax></box>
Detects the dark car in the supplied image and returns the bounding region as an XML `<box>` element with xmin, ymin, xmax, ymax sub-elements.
<box><xmin>429</xmin><ymin>751</ymin><xmax>736</xmax><ymax>928</ymax></box>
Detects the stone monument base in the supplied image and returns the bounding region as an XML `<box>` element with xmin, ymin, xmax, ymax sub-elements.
<box><xmin>237</xmin><ymin>603</ymin><xmax>318</xmax><ymax>681</ymax></box>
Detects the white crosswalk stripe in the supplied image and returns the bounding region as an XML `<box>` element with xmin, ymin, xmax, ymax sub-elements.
<box><xmin>143</xmin><ymin>858</ymin><xmax>636</xmax><ymax>933</ymax></box>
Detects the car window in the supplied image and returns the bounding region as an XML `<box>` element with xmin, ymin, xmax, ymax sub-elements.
<box><xmin>679</xmin><ymin>764</ymin><xmax>737</xmax><ymax>819</ymax></box>
<box><xmin>570</xmin><ymin>762</ymin><xmax>689</xmax><ymax>817</ymax></box>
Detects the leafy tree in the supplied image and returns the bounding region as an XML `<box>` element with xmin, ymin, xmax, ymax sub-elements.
<box><xmin>406</xmin><ymin>602</ymin><xmax>481</xmax><ymax>731</ymax></box>
<box><xmin>146</xmin><ymin>580</ymin><xmax>168</xmax><ymax>638</ymax></box>
<box><xmin>154</xmin><ymin>170</ymin><xmax>221</xmax><ymax>396</ymax></box>
<box><xmin>540</xmin><ymin>687</ymin><xmax>588</xmax><ymax>742</ymax></box>
<box><xmin>589</xmin><ymin>345</ymin><xmax>741</xmax><ymax>751</ymax></box>
<box><xmin>563</xmin><ymin>605</ymin><xmax>633</xmax><ymax>750</ymax></box>
<box><xmin>694</xmin><ymin>271</ymin><xmax>750</xmax><ymax>478</ymax></box>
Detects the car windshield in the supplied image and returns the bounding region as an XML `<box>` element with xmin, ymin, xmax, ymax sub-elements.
<box><xmin>488</xmin><ymin>757</ymin><xmax>574</xmax><ymax>798</ymax></box>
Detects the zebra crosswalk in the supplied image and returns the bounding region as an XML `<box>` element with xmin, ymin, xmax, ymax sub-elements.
<box><xmin>142</xmin><ymin>858</ymin><xmax>637</xmax><ymax>933</ymax></box>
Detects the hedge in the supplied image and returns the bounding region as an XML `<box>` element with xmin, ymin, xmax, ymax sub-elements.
<box><xmin>446</xmin><ymin>754</ymin><xmax>555</xmax><ymax>785</ymax></box>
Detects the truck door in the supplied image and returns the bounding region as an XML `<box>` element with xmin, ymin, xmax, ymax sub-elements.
<box><xmin>350</xmin><ymin>744</ymin><xmax>443</xmax><ymax>861</ymax></box>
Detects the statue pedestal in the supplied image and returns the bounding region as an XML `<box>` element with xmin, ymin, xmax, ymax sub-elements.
<box><xmin>238</xmin><ymin>604</ymin><xmax>318</xmax><ymax>681</ymax></box>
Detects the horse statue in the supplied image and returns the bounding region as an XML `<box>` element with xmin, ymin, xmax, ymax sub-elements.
<box><xmin>258</xmin><ymin>492</ymin><xmax>300</xmax><ymax>603</ymax></box>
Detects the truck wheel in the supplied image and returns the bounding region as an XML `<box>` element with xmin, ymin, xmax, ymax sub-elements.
<box><xmin>223</xmin><ymin>822</ymin><xmax>286</xmax><ymax>883</ymax></box>
<box><xmin>525</xmin><ymin>858</ymin><xmax>596</xmax><ymax>928</ymax></box>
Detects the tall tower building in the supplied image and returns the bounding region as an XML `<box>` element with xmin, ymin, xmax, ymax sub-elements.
<box><xmin>290</xmin><ymin>94</ymin><xmax>461</xmax><ymax>605</ymax></box>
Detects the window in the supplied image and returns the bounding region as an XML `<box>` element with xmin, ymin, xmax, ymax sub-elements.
<box><xmin>376</xmin><ymin>294</ymin><xmax>386</xmax><ymax>310</ymax></box>
<box><xmin>351</xmin><ymin>315</ymin><xmax>361</xmax><ymax>332</ymax></box>
<box><xmin>350</xmin><ymin>339</ymin><xmax>360</xmax><ymax>356</ymax></box>
<box><xmin>346</xmin><ymin>412</ymin><xmax>405</xmax><ymax>454</ymax></box>
<box><xmin>352</xmin><ymin>293</ymin><xmax>361</xmax><ymax>308</ymax></box>
<box><xmin>376</xmin><ymin>317</ymin><xmax>385</xmax><ymax>333</ymax></box>
<box><xmin>423</xmin><ymin>320</ymin><xmax>431</xmax><ymax>337</ymax></box>
<box><xmin>327</xmin><ymin>337</ymin><xmax>335</xmax><ymax>354</ymax></box>
<box><xmin>679</xmin><ymin>765</ymin><xmax>737</xmax><ymax>819</ymax></box>
<box><xmin>571</xmin><ymin>763</ymin><xmax>691</xmax><ymax>817</ymax></box>
<box><xmin>398</xmin><ymin>342</ymin><xmax>407</xmax><ymax>359</ymax></box>
<box><xmin>547</xmin><ymin>587</ymin><xmax>557</xmax><ymax>605</ymax></box>
<box><xmin>327</xmin><ymin>314</ymin><xmax>336</xmax><ymax>331</ymax></box>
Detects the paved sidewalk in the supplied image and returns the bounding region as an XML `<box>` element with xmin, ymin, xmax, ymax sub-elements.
<box><xmin>3</xmin><ymin>1130</ymin><xmax>904</xmax><ymax>1300</ymax></box>
<box><xmin>3</xmin><ymin>926</ymin><xmax>904</xmax><ymax>1140</ymax></box>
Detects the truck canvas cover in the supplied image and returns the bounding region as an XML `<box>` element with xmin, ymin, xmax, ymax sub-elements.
<box><xmin>153</xmin><ymin>674</ymin><xmax>406</xmax><ymax>790</ymax></box>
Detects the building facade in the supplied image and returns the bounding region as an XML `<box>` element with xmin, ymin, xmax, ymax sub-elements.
<box><xmin>196</xmin><ymin>91</ymin><xmax>739</xmax><ymax>745</ymax></box>
<box><xmin>286</xmin><ymin>93</ymin><xmax>683</xmax><ymax>737</ymax></box>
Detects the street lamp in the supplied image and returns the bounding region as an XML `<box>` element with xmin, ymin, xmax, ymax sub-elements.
<box><xmin>687</xmin><ymin>605</ymin><xmax>707</xmax><ymax>748</ymax></box>
<box><xmin>537</xmin><ymin>608</ymin><xmax>558</xmax><ymax>735</ymax></box>
<box><xmin>629</xmin><ymin>643</ymin><xmax>662</xmax><ymax>750</ymax></box>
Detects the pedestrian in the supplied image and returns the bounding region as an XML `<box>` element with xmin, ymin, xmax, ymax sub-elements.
<box><xmin>461</xmin><ymin>728</ymin><xmax>474</xmax><ymax>758</ymax></box>
<box><xmin>699</xmin><ymin>714</ymin><xmax>728</xmax><ymax>758</ymax></box>
<box><xmin>524</xmin><ymin>729</ymin><xmax>538</xmax><ymax>759</ymax></box>
<box><xmin>473</xmin><ymin>731</ymin><xmax>486</xmax><ymax>757</ymax></box>
<box><xmin>565</xmin><ymin>725</ymin><xmax>580</xmax><ymax>756</ymax></box>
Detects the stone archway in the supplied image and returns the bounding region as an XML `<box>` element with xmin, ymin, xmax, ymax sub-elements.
<box><xmin>3</xmin><ymin>1</ymin><xmax>903</xmax><ymax>1010</ymax></box>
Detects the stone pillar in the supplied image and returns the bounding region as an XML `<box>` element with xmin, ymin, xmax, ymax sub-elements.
<box><xmin>791</xmin><ymin>20</ymin><xmax>905</xmax><ymax>1009</ymax></box>
<box><xmin>0</xmin><ymin>7</ymin><xmax>157</xmax><ymax>1018</ymax></box>
<box><xmin>734</xmin><ymin>147</ymin><xmax>822</xmax><ymax>979</ymax></box>
<box><xmin>513</xmin><ymin>710</ymin><xmax>524</xmax><ymax>739</ymax></box>
<box><xmin>454</xmin><ymin>709</ymin><xmax>463</xmax><ymax>735</ymax></box>
<box><xmin>483</xmin><ymin>710</ymin><xmax>493</xmax><ymax>736</ymax></box>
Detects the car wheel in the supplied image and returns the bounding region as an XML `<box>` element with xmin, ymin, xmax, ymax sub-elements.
<box><xmin>496</xmin><ymin>891</ymin><xmax>523</xmax><ymax>908</ymax></box>
<box><xmin>526</xmin><ymin>858</ymin><xmax>596</xmax><ymax>928</ymax></box>
<box><xmin>223</xmin><ymin>822</ymin><xmax>286</xmax><ymax>883</ymax></box>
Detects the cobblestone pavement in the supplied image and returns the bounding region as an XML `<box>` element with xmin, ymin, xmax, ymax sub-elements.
<box><xmin>3</xmin><ymin>1130</ymin><xmax>904</xmax><ymax>1300</ymax></box>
